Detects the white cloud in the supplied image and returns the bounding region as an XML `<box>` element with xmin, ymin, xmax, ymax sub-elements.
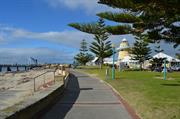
<box><xmin>0</xmin><ymin>25</ymin><xmax>93</xmax><ymax>64</ymax></box>
<box><xmin>0</xmin><ymin>25</ymin><xmax>94</xmax><ymax>48</ymax></box>
<box><xmin>0</xmin><ymin>25</ymin><xmax>133</xmax><ymax>64</ymax></box>
<box><xmin>1</xmin><ymin>25</ymin><xmax>177</xmax><ymax>64</ymax></box>
<box><xmin>0</xmin><ymin>35</ymin><xmax>4</xmax><ymax>42</ymax></box>
<box><xmin>46</xmin><ymin>0</ymin><xmax>119</xmax><ymax>14</ymax></box>
<box><xmin>0</xmin><ymin>47</ymin><xmax>75</xmax><ymax>64</ymax></box>
<box><xmin>0</xmin><ymin>25</ymin><xmax>135</xmax><ymax>49</ymax></box>
<box><xmin>0</xmin><ymin>33</ymin><xmax>9</xmax><ymax>44</ymax></box>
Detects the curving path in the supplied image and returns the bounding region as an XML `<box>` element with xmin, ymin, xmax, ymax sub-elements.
<box><xmin>40</xmin><ymin>70</ymin><xmax>134</xmax><ymax>119</ymax></box>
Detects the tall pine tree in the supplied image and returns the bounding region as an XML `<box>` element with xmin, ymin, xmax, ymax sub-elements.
<box><xmin>97</xmin><ymin>0</ymin><xmax>180</xmax><ymax>47</ymax></box>
<box><xmin>130</xmin><ymin>35</ymin><xmax>151</xmax><ymax>70</ymax></box>
<box><xmin>80</xmin><ymin>39</ymin><xmax>88</xmax><ymax>52</ymax></box>
<box><xmin>74</xmin><ymin>39</ymin><xmax>94</xmax><ymax>65</ymax></box>
<box><xmin>89</xmin><ymin>18</ymin><xmax>113</xmax><ymax>69</ymax></box>
<box><xmin>69</xmin><ymin>0</ymin><xmax>180</xmax><ymax>47</ymax></box>
<box><xmin>152</xmin><ymin>41</ymin><xmax>165</xmax><ymax>69</ymax></box>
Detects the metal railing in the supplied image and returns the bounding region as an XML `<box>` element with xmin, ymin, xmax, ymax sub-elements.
<box><xmin>33</xmin><ymin>69</ymin><xmax>56</xmax><ymax>92</ymax></box>
<box><xmin>0</xmin><ymin>67</ymin><xmax>68</xmax><ymax>92</ymax></box>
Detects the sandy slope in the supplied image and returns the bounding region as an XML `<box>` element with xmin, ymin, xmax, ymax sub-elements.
<box><xmin>0</xmin><ymin>69</ymin><xmax>54</xmax><ymax>110</ymax></box>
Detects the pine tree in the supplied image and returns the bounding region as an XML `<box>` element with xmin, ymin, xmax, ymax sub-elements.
<box><xmin>74</xmin><ymin>39</ymin><xmax>94</xmax><ymax>65</ymax></box>
<box><xmin>69</xmin><ymin>1</ymin><xmax>180</xmax><ymax>47</ymax></box>
<box><xmin>152</xmin><ymin>41</ymin><xmax>165</xmax><ymax>69</ymax></box>
<box><xmin>74</xmin><ymin>53</ymin><xmax>94</xmax><ymax>65</ymax></box>
<box><xmin>80</xmin><ymin>39</ymin><xmax>88</xmax><ymax>52</ymax></box>
<box><xmin>89</xmin><ymin>18</ymin><xmax>113</xmax><ymax>69</ymax></box>
<box><xmin>154</xmin><ymin>41</ymin><xmax>164</xmax><ymax>54</ymax></box>
<box><xmin>176</xmin><ymin>53</ymin><xmax>180</xmax><ymax>59</ymax></box>
<box><xmin>97</xmin><ymin>0</ymin><xmax>180</xmax><ymax>47</ymax></box>
<box><xmin>130</xmin><ymin>35</ymin><xmax>151</xmax><ymax>70</ymax></box>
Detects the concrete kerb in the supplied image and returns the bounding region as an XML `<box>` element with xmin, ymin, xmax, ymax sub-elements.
<box><xmin>74</xmin><ymin>69</ymin><xmax>141</xmax><ymax>119</ymax></box>
<box><xmin>3</xmin><ymin>71</ymin><xmax>70</xmax><ymax>119</ymax></box>
<box><xmin>100</xmin><ymin>80</ymin><xmax>141</xmax><ymax>119</ymax></box>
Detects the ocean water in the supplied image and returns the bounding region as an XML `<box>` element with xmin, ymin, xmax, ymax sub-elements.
<box><xmin>0</xmin><ymin>67</ymin><xmax>28</xmax><ymax>73</ymax></box>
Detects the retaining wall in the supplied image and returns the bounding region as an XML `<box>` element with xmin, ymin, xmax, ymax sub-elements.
<box><xmin>3</xmin><ymin>73</ymin><xmax>70</xmax><ymax>119</ymax></box>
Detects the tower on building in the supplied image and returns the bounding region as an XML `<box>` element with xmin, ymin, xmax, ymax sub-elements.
<box><xmin>118</xmin><ymin>38</ymin><xmax>130</xmax><ymax>61</ymax></box>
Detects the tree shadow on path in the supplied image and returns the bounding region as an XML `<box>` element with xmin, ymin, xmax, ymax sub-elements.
<box><xmin>39</xmin><ymin>73</ymin><xmax>80</xmax><ymax>119</ymax></box>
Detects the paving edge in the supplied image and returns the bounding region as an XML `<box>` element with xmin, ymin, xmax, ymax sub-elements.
<box><xmin>75</xmin><ymin>69</ymin><xmax>141</xmax><ymax>119</ymax></box>
<box><xmin>5</xmin><ymin>73</ymin><xmax>70</xmax><ymax>119</ymax></box>
<box><xmin>101</xmin><ymin>80</ymin><xmax>141</xmax><ymax>119</ymax></box>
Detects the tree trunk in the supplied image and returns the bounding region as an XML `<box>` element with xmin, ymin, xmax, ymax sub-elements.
<box><xmin>99</xmin><ymin>57</ymin><xmax>103</xmax><ymax>69</ymax></box>
<box><xmin>99</xmin><ymin>63</ymin><xmax>102</xmax><ymax>69</ymax></box>
<box><xmin>140</xmin><ymin>62</ymin><xmax>143</xmax><ymax>71</ymax></box>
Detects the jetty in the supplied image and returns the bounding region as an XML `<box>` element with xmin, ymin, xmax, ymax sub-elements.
<box><xmin>0</xmin><ymin>64</ymin><xmax>42</xmax><ymax>72</ymax></box>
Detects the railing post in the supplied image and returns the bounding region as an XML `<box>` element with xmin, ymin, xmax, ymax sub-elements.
<box><xmin>34</xmin><ymin>78</ymin><xmax>36</xmax><ymax>92</ymax></box>
<box><xmin>54</xmin><ymin>70</ymin><xmax>55</xmax><ymax>84</ymax></box>
<box><xmin>43</xmin><ymin>73</ymin><xmax>45</xmax><ymax>85</ymax></box>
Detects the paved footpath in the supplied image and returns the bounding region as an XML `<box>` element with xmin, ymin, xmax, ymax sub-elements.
<box><xmin>41</xmin><ymin>70</ymin><xmax>133</xmax><ymax>119</ymax></box>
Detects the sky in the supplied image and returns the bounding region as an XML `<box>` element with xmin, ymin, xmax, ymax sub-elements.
<box><xmin>0</xmin><ymin>0</ymin><xmax>179</xmax><ymax>64</ymax></box>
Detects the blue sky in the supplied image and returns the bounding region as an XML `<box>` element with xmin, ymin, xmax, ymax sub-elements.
<box><xmin>0</xmin><ymin>0</ymin><xmax>179</xmax><ymax>64</ymax></box>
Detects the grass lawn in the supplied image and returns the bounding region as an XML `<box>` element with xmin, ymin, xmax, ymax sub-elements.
<box><xmin>76</xmin><ymin>66</ymin><xmax>180</xmax><ymax>119</ymax></box>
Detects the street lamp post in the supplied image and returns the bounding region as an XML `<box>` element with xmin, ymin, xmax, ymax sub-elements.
<box><xmin>112</xmin><ymin>44</ymin><xmax>115</xmax><ymax>80</ymax></box>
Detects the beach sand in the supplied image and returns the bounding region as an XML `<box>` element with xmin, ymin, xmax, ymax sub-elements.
<box><xmin>0</xmin><ymin>69</ymin><xmax>56</xmax><ymax>110</ymax></box>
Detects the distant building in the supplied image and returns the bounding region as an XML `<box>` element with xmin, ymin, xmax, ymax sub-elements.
<box><xmin>103</xmin><ymin>38</ymin><xmax>138</xmax><ymax>68</ymax></box>
<box><xmin>117</xmin><ymin>38</ymin><xmax>139</xmax><ymax>69</ymax></box>
<box><xmin>92</xmin><ymin>38</ymin><xmax>180</xmax><ymax>70</ymax></box>
<box><xmin>87</xmin><ymin>57</ymin><xmax>99</xmax><ymax>66</ymax></box>
<box><xmin>104</xmin><ymin>58</ymin><xmax>117</xmax><ymax>64</ymax></box>
<box><xmin>118</xmin><ymin>38</ymin><xmax>130</xmax><ymax>60</ymax></box>
<box><xmin>103</xmin><ymin>38</ymin><xmax>130</xmax><ymax>66</ymax></box>
<box><xmin>152</xmin><ymin>52</ymin><xmax>180</xmax><ymax>67</ymax></box>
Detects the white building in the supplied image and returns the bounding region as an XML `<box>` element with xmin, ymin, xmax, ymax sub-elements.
<box><xmin>152</xmin><ymin>52</ymin><xmax>180</xmax><ymax>67</ymax></box>
<box><xmin>91</xmin><ymin>39</ymin><xmax>180</xmax><ymax>70</ymax></box>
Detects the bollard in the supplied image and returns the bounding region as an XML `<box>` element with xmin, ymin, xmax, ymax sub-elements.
<box><xmin>119</xmin><ymin>63</ymin><xmax>121</xmax><ymax>72</ymax></box>
<box><xmin>106</xmin><ymin>67</ymin><xmax>109</xmax><ymax>80</ymax></box>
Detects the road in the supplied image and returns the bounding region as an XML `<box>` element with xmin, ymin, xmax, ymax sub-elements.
<box><xmin>40</xmin><ymin>70</ymin><xmax>134</xmax><ymax>119</ymax></box>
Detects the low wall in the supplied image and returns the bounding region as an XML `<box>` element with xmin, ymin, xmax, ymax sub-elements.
<box><xmin>4</xmin><ymin>73</ymin><xmax>70</xmax><ymax>119</ymax></box>
<box><xmin>64</xmin><ymin>72</ymin><xmax>70</xmax><ymax>88</ymax></box>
